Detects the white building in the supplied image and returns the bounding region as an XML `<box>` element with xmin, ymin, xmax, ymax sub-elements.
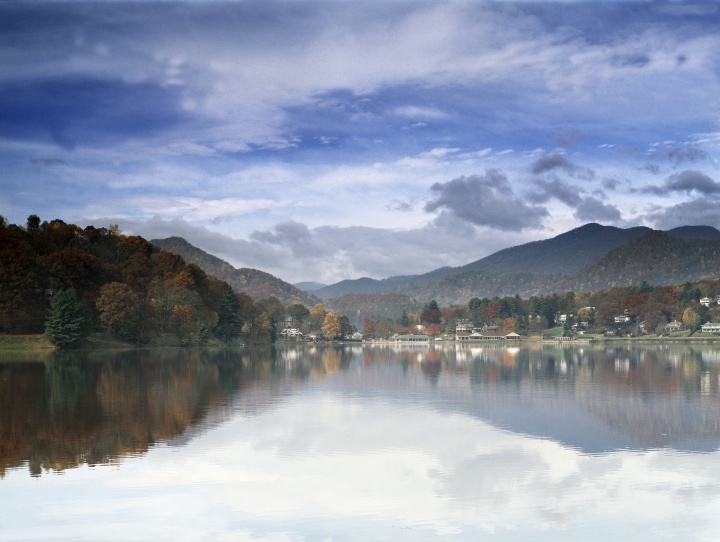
<box><xmin>701</xmin><ymin>322</ymin><xmax>720</xmax><ymax>333</ymax></box>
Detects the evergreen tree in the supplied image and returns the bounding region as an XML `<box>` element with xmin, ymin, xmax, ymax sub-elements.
<box><xmin>398</xmin><ymin>309</ymin><xmax>409</xmax><ymax>327</ymax></box>
<box><xmin>45</xmin><ymin>288</ymin><xmax>87</xmax><ymax>348</ymax></box>
<box><xmin>216</xmin><ymin>288</ymin><xmax>241</xmax><ymax>342</ymax></box>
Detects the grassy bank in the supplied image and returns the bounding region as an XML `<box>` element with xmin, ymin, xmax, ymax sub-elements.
<box><xmin>0</xmin><ymin>334</ymin><xmax>55</xmax><ymax>350</ymax></box>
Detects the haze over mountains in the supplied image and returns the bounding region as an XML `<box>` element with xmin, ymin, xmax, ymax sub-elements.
<box><xmin>153</xmin><ymin>224</ymin><xmax>720</xmax><ymax>317</ymax></box>
<box><xmin>151</xmin><ymin>237</ymin><xmax>322</xmax><ymax>308</ymax></box>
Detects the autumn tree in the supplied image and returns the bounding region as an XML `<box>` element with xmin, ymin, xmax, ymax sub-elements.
<box><xmin>502</xmin><ymin>318</ymin><xmax>516</xmax><ymax>334</ymax></box>
<box><xmin>248</xmin><ymin>312</ymin><xmax>273</xmax><ymax>344</ymax></box>
<box><xmin>374</xmin><ymin>318</ymin><xmax>396</xmax><ymax>339</ymax></box>
<box><xmin>426</xmin><ymin>323</ymin><xmax>441</xmax><ymax>336</ymax></box>
<box><xmin>362</xmin><ymin>318</ymin><xmax>374</xmax><ymax>338</ymax></box>
<box><xmin>309</xmin><ymin>303</ymin><xmax>328</xmax><ymax>330</ymax></box>
<box><xmin>96</xmin><ymin>282</ymin><xmax>145</xmax><ymax>342</ymax></box>
<box><xmin>169</xmin><ymin>305</ymin><xmax>201</xmax><ymax>346</ymax></box>
<box><xmin>420</xmin><ymin>300</ymin><xmax>442</xmax><ymax>325</ymax></box>
<box><xmin>682</xmin><ymin>307</ymin><xmax>701</xmax><ymax>333</ymax></box>
<box><xmin>322</xmin><ymin>312</ymin><xmax>342</xmax><ymax>339</ymax></box>
<box><xmin>45</xmin><ymin>288</ymin><xmax>87</xmax><ymax>348</ymax></box>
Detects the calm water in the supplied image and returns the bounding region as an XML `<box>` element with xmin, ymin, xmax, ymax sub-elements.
<box><xmin>3</xmin><ymin>343</ymin><xmax>720</xmax><ymax>541</ymax></box>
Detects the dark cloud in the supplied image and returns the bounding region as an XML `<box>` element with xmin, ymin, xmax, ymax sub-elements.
<box><xmin>646</xmin><ymin>199</ymin><xmax>720</xmax><ymax>230</ymax></box>
<box><xmin>529</xmin><ymin>154</ymin><xmax>595</xmax><ymax>180</ymax></box>
<box><xmin>553</xmin><ymin>129</ymin><xmax>584</xmax><ymax>148</ymax></box>
<box><xmin>531</xmin><ymin>176</ymin><xmax>582</xmax><ymax>206</ymax></box>
<box><xmin>387</xmin><ymin>199</ymin><xmax>413</xmax><ymax>212</ymax></box>
<box><xmin>640</xmin><ymin>164</ymin><xmax>661</xmax><ymax>175</ymax></box>
<box><xmin>573</xmin><ymin>197</ymin><xmax>622</xmax><ymax>223</ymax></box>
<box><xmin>611</xmin><ymin>53</ymin><xmax>651</xmax><ymax>68</ymax></box>
<box><xmin>641</xmin><ymin>170</ymin><xmax>720</xmax><ymax>196</ymax></box>
<box><xmin>653</xmin><ymin>145</ymin><xmax>709</xmax><ymax>164</ymax></box>
<box><xmin>666</xmin><ymin>170</ymin><xmax>720</xmax><ymax>194</ymax></box>
<box><xmin>425</xmin><ymin>170</ymin><xmax>548</xmax><ymax>231</ymax></box>
<box><xmin>602</xmin><ymin>178</ymin><xmax>622</xmax><ymax>190</ymax></box>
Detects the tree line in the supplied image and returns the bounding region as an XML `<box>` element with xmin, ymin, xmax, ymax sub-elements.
<box><xmin>3</xmin><ymin>215</ymin><xmax>719</xmax><ymax>348</ymax></box>
<box><xmin>356</xmin><ymin>280</ymin><xmax>720</xmax><ymax>339</ymax></box>
<box><xmin>0</xmin><ymin>215</ymin><xmax>351</xmax><ymax>348</ymax></box>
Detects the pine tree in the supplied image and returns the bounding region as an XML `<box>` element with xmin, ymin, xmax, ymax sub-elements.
<box><xmin>45</xmin><ymin>288</ymin><xmax>86</xmax><ymax>348</ymax></box>
<box><xmin>216</xmin><ymin>288</ymin><xmax>241</xmax><ymax>342</ymax></box>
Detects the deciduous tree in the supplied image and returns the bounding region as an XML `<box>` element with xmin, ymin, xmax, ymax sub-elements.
<box><xmin>96</xmin><ymin>282</ymin><xmax>144</xmax><ymax>342</ymax></box>
<box><xmin>322</xmin><ymin>312</ymin><xmax>342</xmax><ymax>339</ymax></box>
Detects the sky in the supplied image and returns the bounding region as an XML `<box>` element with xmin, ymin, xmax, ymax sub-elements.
<box><xmin>1</xmin><ymin>0</ymin><xmax>719</xmax><ymax>285</ymax></box>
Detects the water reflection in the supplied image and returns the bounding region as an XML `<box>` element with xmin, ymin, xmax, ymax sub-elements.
<box><xmin>2</xmin><ymin>343</ymin><xmax>720</xmax><ymax>478</ymax></box>
<box><xmin>3</xmin><ymin>343</ymin><xmax>720</xmax><ymax>540</ymax></box>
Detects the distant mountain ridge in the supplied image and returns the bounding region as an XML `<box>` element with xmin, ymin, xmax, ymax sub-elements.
<box><xmin>154</xmin><ymin>224</ymin><xmax>720</xmax><ymax>313</ymax></box>
<box><xmin>151</xmin><ymin>237</ymin><xmax>322</xmax><ymax>307</ymax></box>
<box><xmin>314</xmin><ymin>224</ymin><xmax>720</xmax><ymax>304</ymax></box>
<box><xmin>458</xmin><ymin>223</ymin><xmax>653</xmax><ymax>274</ymax></box>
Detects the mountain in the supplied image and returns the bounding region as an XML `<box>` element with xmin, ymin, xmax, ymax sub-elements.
<box><xmin>151</xmin><ymin>237</ymin><xmax>322</xmax><ymax>307</ymax></box>
<box><xmin>293</xmin><ymin>281</ymin><xmax>327</xmax><ymax>292</ymax></box>
<box><xmin>557</xmin><ymin>231</ymin><xmax>720</xmax><ymax>292</ymax></box>
<box><xmin>667</xmin><ymin>225</ymin><xmax>720</xmax><ymax>241</ymax></box>
<box><xmin>325</xmin><ymin>292</ymin><xmax>423</xmax><ymax>327</ymax></box>
<box><xmin>314</xmin><ymin>223</ymin><xmax>654</xmax><ymax>299</ymax></box>
<box><xmin>315</xmin><ymin>223</ymin><xmax>720</xmax><ymax>307</ymax></box>
<box><xmin>314</xmin><ymin>267</ymin><xmax>458</xmax><ymax>299</ymax></box>
<box><xmin>459</xmin><ymin>223</ymin><xmax>653</xmax><ymax>274</ymax></box>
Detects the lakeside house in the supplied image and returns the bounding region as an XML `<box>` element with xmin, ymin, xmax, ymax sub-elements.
<box><xmin>393</xmin><ymin>334</ymin><xmax>431</xmax><ymax>343</ymax></box>
<box><xmin>701</xmin><ymin>322</ymin><xmax>720</xmax><ymax>333</ymax></box>
<box><xmin>664</xmin><ymin>320</ymin><xmax>684</xmax><ymax>332</ymax></box>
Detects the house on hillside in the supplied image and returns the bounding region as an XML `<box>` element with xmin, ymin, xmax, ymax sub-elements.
<box><xmin>701</xmin><ymin>297</ymin><xmax>712</xmax><ymax>307</ymax></box>
<box><xmin>455</xmin><ymin>321</ymin><xmax>473</xmax><ymax>334</ymax></box>
<box><xmin>664</xmin><ymin>320</ymin><xmax>684</xmax><ymax>332</ymax></box>
<box><xmin>614</xmin><ymin>315</ymin><xmax>631</xmax><ymax>323</ymax></box>
<box><xmin>701</xmin><ymin>322</ymin><xmax>720</xmax><ymax>333</ymax></box>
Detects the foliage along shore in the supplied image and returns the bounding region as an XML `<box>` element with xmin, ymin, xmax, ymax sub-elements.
<box><xmin>0</xmin><ymin>215</ymin><xmax>303</xmax><ymax>349</ymax></box>
<box><xmin>2</xmin><ymin>215</ymin><xmax>720</xmax><ymax>351</ymax></box>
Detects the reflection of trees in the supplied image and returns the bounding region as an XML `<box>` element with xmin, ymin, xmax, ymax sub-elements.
<box><xmin>5</xmin><ymin>344</ymin><xmax>720</xmax><ymax>476</ymax></box>
<box><xmin>0</xmin><ymin>347</ymin><xmax>282</xmax><ymax>477</ymax></box>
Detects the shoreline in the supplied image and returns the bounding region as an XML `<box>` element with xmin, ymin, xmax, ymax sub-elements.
<box><xmin>3</xmin><ymin>332</ymin><xmax>720</xmax><ymax>352</ymax></box>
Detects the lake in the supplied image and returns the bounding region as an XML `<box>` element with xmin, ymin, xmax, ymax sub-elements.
<box><xmin>2</xmin><ymin>342</ymin><xmax>720</xmax><ymax>541</ymax></box>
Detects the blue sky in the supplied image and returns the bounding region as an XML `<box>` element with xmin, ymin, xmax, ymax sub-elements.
<box><xmin>2</xmin><ymin>0</ymin><xmax>719</xmax><ymax>284</ymax></box>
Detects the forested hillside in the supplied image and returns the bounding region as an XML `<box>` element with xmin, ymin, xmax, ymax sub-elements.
<box><xmin>152</xmin><ymin>237</ymin><xmax>322</xmax><ymax>307</ymax></box>
<box><xmin>558</xmin><ymin>231</ymin><xmax>720</xmax><ymax>292</ymax></box>
<box><xmin>317</xmin><ymin>224</ymin><xmax>720</xmax><ymax>306</ymax></box>
<box><xmin>325</xmin><ymin>292</ymin><xmax>422</xmax><ymax>327</ymax></box>
<box><xmin>0</xmin><ymin>216</ymin><xmax>276</xmax><ymax>345</ymax></box>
